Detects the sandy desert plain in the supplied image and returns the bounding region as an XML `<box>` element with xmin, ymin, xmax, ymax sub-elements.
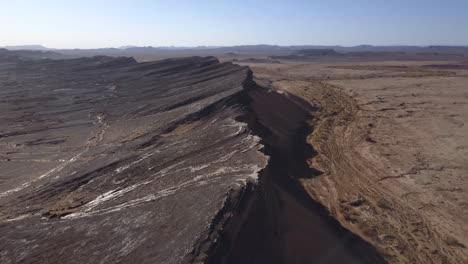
<box><xmin>237</xmin><ymin>58</ymin><xmax>468</xmax><ymax>263</ymax></box>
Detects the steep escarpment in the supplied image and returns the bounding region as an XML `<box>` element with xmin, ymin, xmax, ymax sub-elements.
<box><xmin>196</xmin><ymin>85</ymin><xmax>386</xmax><ymax>264</ymax></box>
<box><xmin>0</xmin><ymin>54</ymin><xmax>267</xmax><ymax>264</ymax></box>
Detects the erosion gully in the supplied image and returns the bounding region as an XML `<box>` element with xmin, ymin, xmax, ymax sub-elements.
<box><xmin>204</xmin><ymin>82</ymin><xmax>386</xmax><ymax>264</ymax></box>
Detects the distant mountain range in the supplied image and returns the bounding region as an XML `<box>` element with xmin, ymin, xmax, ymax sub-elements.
<box><xmin>2</xmin><ymin>44</ymin><xmax>468</xmax><ymax>61</ymax></box>
<box><xmin>3</xmin><ymin>44</ymin><xmax>468</xmax><ymax>53</ymax></box>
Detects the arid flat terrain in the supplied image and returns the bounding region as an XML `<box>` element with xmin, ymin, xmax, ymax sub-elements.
<box><xmin>244</xmin><ymin>60</ymin><xmax>468</xmax><ymax>263</ymax></box>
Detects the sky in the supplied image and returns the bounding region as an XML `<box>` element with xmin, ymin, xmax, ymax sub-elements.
<box><xmin>1</xmin><ymin>0</ymin><xmax>467</xmax><ymax>49</ymax></box>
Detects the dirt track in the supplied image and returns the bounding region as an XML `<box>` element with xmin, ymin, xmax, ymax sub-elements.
<box><xmin>245</xmin><ymin>61</ymin><xmax>468</xmax><ymax>263</ymax></box>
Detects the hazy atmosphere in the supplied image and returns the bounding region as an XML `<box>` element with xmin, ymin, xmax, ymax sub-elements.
<box><xmin>1</xmin><ymin>0</ymin><xmax>468</xmax><ymax>48</ymax></box>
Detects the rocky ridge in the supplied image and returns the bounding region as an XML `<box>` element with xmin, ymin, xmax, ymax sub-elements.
<box><xmin>0</xmin><ymin>52</ymin><xmax>384</xmax><ymax>263</ymax></box>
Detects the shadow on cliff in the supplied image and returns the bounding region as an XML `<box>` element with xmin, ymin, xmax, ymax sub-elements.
<box><xmin>202</xmin><ymin>82</ymin><xmax>387</xmax><ymax>264</ymax></box>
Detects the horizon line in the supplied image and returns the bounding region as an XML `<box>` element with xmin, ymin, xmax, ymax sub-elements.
<box><xmin>3</xmin><ymin>43</ymin><xmax>468</xmax><ymax>50</ymax></box>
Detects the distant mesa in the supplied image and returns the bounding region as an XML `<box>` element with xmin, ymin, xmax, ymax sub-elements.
<box><xmin>118</xmin><ymin>45</ymin><xmax>138</xmax><ymax>49</ymax></box>
<box><xmin>0</xmin><ymin>48</ymin><xmax>65</xmax><ymax>60</ymax></box>
<box><xmin>294</xmin><ymin>49</ymin><xmax>341</xmax><ymax>56</ymax></box>
<box><xmin>2</xmin><ymin>45</ymin><xmax>50</xmax><ymax>51</ymax></box>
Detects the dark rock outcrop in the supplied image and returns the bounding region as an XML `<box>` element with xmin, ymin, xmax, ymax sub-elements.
<box><xmin>0</xmin><ymin>54</ymin><xmax>267</xmax><ymax>264</ymax></box>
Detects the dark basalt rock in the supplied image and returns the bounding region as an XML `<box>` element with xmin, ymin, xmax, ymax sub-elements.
<box><xmin>0</xmin><ymin>53</ymin><xmax>267</xmax><ymax>263</ymax></box>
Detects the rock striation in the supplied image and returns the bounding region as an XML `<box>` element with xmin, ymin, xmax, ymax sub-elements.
<box><xmin>0</xmin><ymin>54</ymin><xmax>267</xmax><ymax>263</ymax></box>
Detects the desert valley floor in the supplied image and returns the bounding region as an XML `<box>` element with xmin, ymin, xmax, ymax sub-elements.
<box><xmin>243</xmin><ymin>60</ymin><xmax>468</xmax><ymax>263</ymax></box>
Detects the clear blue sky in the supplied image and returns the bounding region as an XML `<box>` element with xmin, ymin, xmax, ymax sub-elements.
<box><xmin>1</xmin><ymin>0</ymin><xmax>467</xmax><ymax>48</ymax></box>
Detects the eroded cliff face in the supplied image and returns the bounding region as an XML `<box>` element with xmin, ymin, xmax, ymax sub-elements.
<box><xmin>198</xmin><ymin>85</ymin><xmax>385</xmax><ymax>264</ymax></box>
<box><xmin>0</xmin><ymin>55</ymin><xmax>267</xmax><ymax>264</ymax></box>
<box><xmin>0</xmin><ymin>53</ymin><xmax>385</xmax><ymax>264</ymax></box>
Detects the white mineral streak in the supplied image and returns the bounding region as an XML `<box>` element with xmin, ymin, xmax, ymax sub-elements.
<box><xmin>114</xmin><ymin>150</ymin><xmax>160</xmax><ymax>173</ymax></box>
<box><xmin>63</xmin><ymin>119</ymin><xmax>265</xmax><ymax>220</ymax></box>
<box><xmin>64</xmin><ymin>163</ymin><xmax>264</xmax><ymax>219</ymax></box>
<box><xmin>0</xmin><ymin>151</ymin><xmax>85</xmax><ymax>198</ymax></box>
